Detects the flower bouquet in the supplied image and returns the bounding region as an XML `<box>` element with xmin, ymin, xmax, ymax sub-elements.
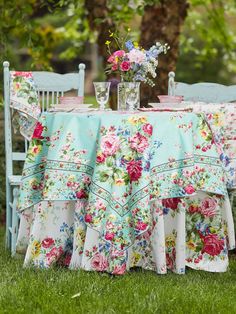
<box><xmin>105</xmin><ymin>30</ymin><xmax>169</xmax><ymax>110</ymax></box>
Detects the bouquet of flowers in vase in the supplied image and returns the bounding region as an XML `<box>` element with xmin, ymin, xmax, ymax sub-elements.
<box><xmin>106</xmin><ymin>30</ymin><xmax>169</xmax><ymax>87</ymax></box>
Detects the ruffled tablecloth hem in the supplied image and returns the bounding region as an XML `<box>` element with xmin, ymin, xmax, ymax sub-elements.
<box><xmin>16</xmin><ymin>191</ymin><xmax>235</xmax><ymax>276</ymax></box>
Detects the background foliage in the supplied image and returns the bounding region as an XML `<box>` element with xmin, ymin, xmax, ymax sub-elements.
<box><xmin>1</xmin><ymin>0</ymin><xmax>236</xmax><ymax>83</ymax></box>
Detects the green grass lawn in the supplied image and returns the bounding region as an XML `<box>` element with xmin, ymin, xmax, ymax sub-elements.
<box><xmin>0</xmin><ymin>229</ymin><xmax>235</xmax><ymax>314</ymax></box>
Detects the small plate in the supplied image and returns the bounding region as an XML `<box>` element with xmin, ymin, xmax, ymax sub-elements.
<box><xmin>157</xmin><ymin>95</ymin><xmax>184</xmax><ymax>103</ymax></box>
<box><xmin>59</xmin><ymin>96</ymin><xmax>84</xmax><ymax>105</ymax></box>
<box><xmin>139</xmin><ymin>107</ymin><xmax>193</xmax><ymax>112</ymax></box>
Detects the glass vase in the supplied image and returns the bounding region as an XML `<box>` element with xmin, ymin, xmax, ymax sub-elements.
<box><xmin>117</xmin><ymin>82</ymin><xmax>140</xmax><ymax>111</ymax></box>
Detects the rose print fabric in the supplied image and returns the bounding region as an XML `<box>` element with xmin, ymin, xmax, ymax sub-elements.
<box><xmin>10</xmin><ymin>71</ymin><xmax>41</xmax><ymax>140</ymax></box>
<box><xmin>173</xmin><ymin>102</ymin><xmax>236</xmax><ymax>189</ymax></box>
<box><xmin>16</xmin><ymin>111</ymin><xmax>235</xmax><ymax>274</ymax></box>
<box><xmin>16</xmin><ymin>193</ymin><xmax>235</xmax><ymax>274</ymax></box>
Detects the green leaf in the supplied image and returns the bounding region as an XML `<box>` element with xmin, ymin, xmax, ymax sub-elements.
<box><xmin>99</xmin><ymin>171</ymin><xmax>110</xmax><ymax>182</ymax></box>
<box><xmin>106</xmin><ymin>157</ymin><xmax>114</xmax><ymax>167</ymax></box>
<box><xmin>123</xmin><ymin>173</ymin><xmax>130</xmax><ymax>185</ymax></box>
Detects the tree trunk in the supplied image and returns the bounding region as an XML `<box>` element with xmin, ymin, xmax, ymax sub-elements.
<box><xmin>84</xmin><ymin>0</ymin><xmax>115</xmax><ymax>67</ymax></box>
<box><xmin>140</xmin><ymin>0</ymin><xmax>189</xmax><ymax>106</ymax></box>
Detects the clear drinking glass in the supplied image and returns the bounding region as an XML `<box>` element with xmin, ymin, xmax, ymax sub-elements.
<box><xmin>93</xmin><ymin>82</ymin><xmax>111</xmax><ymax>110</ymax></box>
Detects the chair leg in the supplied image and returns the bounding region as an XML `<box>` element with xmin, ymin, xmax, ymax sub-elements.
<box><xmin>5</xmin><ymin>183</ymin><xmax>12</xmax><ymax>250</ymax></box>
<box><xmin>11</xmin><ymin>187</ymin><xmax>19</xmax><ymax>256</ymax></box>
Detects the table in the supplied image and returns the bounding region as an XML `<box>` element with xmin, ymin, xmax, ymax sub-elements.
<box><xmin>16</xmin><ymin>111</ymin><xmax>235</xmax><ymax>275</ymax></box>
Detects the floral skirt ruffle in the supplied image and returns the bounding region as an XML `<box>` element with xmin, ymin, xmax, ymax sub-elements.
<box><xmin>16</xmin><ymin>192</ymin><xmax>235</xmax><ymax>275</ymax></box>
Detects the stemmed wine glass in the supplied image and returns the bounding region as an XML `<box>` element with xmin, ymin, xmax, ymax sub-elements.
<box><xmin>93</xmin><ymin>82</ymin><xmax>111</xmax><ymax>110</ymax></box>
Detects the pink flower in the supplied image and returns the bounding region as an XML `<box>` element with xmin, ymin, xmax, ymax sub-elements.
<box><xmin>76</xmin><ymin>190</ymin><xmax>87</xmax><ymax>199</ymax></box>
<box><xmin>162</xmin><ymin>198</ymin><xmax>181</xmax><ymax>210</ymax></box>
<box><xmin>112</xmin><ymin>263</ymin><xmax>126</xmax><ymax>275</ymax></box>
<box><xmin>177</xmin><ymin>179</ymin><xmax>184</xmax><ymax>186</ymax></box>
<box><xmin>127</xmin><ymin>49</ymin><xmax>145</xmax><ymax>64</ymax></box>
<box><xmin>101</xmin><ymin>134</ymin><xmax>120</xmax><ymax>156</ymax></box>
<box><xmin>142</xmin><ymin>123</ymin><xmax>153</xmax><ymax>135</ymax></box>
<box><xmin>41</xmin><ymin>237</ymin><xmax>55</xmax><ymax>249</ymax></box>
<box><xmin>32</xmin><ymin>184</ymin><xmax>38</xmax><ymax>190</ymax></box>
<box><xmin>107</xmin><ymin>55</ymin><xmax>116</xmax><ymax>63</ymax></box>
<box><xmin>46</xmin><ymin>246</ymin><xmax>63</xmax><ymax>265</ymax></box>
<box><xmin>183</xmin><ymin>170</ymin><xmax>192</xmax><ymax>178</ymax></box>
<box><xmin>184</xmin><ymin>185</ymin><xmax>195</xmax><ymax>194</ymax></box>
<box><xmin>84</xmin><ymin>213</ymin><xmax>93</xmax><ymax>223</ymax></box>
<box><xmin>113</xmin><ymin>50</ymin><xmax>126</xmax><ymax>57</ymax></box>
<box><xmin>83</xmin><ymin>175</ymin><xmax>91</xmax><ymax>184</ymax></box>
<box><xmin>91</xmin><ymin>253</ymin><xmax>109</xmax><ymax>271</ymax></box>
<box><xmin>202</xmin><ymin>234</ymin><xmax>225</xmax><ymax>256</ymax></box>
<box><xmin>136</xmin><ymin>221</ymin><xmax>147</xmax><ymax>231</ymax></box>
<box><xmin>95</xmin><ymin>200</ymin><xmax>106</xmax><ymax>210</ymax></box>
<box><xmin>106</xmin><ymin>221</ymin><xmax>114</xmax><ymax>229</ymax></box>
<box><xmin>105</xmin><ymin>232</ymin><xmax>115</xmax><ymax>241</ymax></box>
<box><xmin>201</xmin><ymin>130</ymin><xmax>208</xmax><ymax>137</ymax></box>
<box><xmin>14</xmin><ymin>71</ymin><xmax>33</xmax><ymax>78</ymax></box>
<box><xmin>32</xmin><ymin>145</ymin><xmax>40</xmax><ymax>154</ymax></box>
<box><xmin>126</xmin><ymin>160</ymin><xmax>143</xmax><ymax>182</ymax></box>
<box><xmin>110</xmin><ymin>248</ymin><xmax>125</xmax><ymax>258</ymax></box>
<box><xmin>63</xmin><ymin>254</ymin><xmax>72</xmax><ymax>267</ymax></box>
<box><xmin>96</xmin><ymin>153</ymin><xmax>106</xmax><ymax>163</ymax></box>
<box><xmin>166</xmin><ymin>253</ymin><xmax>175</xmax><ymax>270</ymax></box>
<box><xmin>200</xmin><ymin>198</ymin><xmax>217</xmax><ymax>217</ymax></box>
<box><xmin>15</xmin><ymin>82</ymin><xmax>21</xmax><ymax>89</ymax></box>
<box><xmin>32</xmin><ymin>122</ymin><xmax>44</xmax><ymax>139</ymax></box>
<box><xmin>129</xmin><ymin>132</ymin><xmax>149</xmax><ymax>153</ymax></box>
<box><xmin>188</xmin><ymin>205</ymin><xmax>200</xmax><ymax>214</ymax></box>
<box><xmin>120</xmin><ymin>61</ymin><xmax>131</xmax><ymax>72</ymax></box>
<box><xmin>111</xmin><ymin>64</ymin><xmax>118</xmax><ymax>71</ymax></box>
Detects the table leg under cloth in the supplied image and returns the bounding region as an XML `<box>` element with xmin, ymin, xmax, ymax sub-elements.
<box><xmin>16</xmin><ymin>191</ymin><xmax>235</xmax><ymax>275</ymax></box>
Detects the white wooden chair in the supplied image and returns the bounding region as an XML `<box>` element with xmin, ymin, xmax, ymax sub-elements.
<box><xmin>3</xmin><ymin>61</ymin><xmax>86</xmax><ymax>255</ymax></box>
<box><xmin>168</xmin><ymin>71</ymin><xmax>236</xmax><ymax>209</ymax></box>
<box><xmin>168</xmin><ymin>71</ymin><xmax>236</xmax><ymax>102</ymax></box>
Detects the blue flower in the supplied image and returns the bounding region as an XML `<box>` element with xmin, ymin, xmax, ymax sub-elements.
<box><xmin>154</xmin><ymin>140</ymin><xmax>163</xmax><ymax>149</ymax></box>
<box><xmin>60</xmin><ymin>222</ymin><xmax>68</xmax><ymax>232</ymax></box>
<box><xmin>224</xmin><ymin>156</ymin><xmax>230</xmax><ymax>166</ymax></box>
<box><xmin>195</xmin><ymin>222</ymin><xmax>208</xmax><ymax>234</ymax></box>
<box><xmin>134</xmin><ymin>74</ymin><xmax>145</xmax><ymax>81</ymax></box>
<box><xmin>125</xmin><ymin>40</ymin><xmax>134</xmax><ymax>51</ymax></box>
<box><xmin>65</xmin><ymin>238</ymin><xmax>73</xmax><ymax>250</ymax></box>
<box><xmin>163</xmin><ymin>207</ymin><xmax>169</xmax><ymax>215</ymax></box>
<box><xmin>144</xmin><ymin>161</ymin><xmax>150</xmax><ymax>171</ymax></box>
<box><xmin>219</xmin><ymin>153</ymin><xmax>230</xmax><ymax>167</ymax></box>
<box><xmin>68</xmin><ymin>192</ymin><xmax>76</xmax><ymax>199</ymax></box>
<box><xmin>39</xmin><ymin>260</ymin><xmax>45</xmax><ymax>268</ymax></box>
<box><xmin>124</xmin><ymin>129</ymin><xmax>130</xmax><ymax>136</ymax></box>
<box><xmin>146</xmin><ymin>48</ymin><xmax>158</xmax><ymax>58</ymax></box>
<box><xmin>229</xmin><ymin>167</ymin><xmax>235</xmax><ymax>176</ymax></box>
<box><xmin>219</xmin><ymin>153</ymin><xmax>224</xmax><ymax>161</ymax></box>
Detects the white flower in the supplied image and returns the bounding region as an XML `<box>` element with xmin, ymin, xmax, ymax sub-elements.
<box><xmin>128</xmin><ymin>49</ymin><xmax>146</xmax><ymax>64</ymax></box>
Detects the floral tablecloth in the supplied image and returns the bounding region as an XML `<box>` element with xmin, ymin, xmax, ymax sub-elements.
<box><xmin>16</xmin><ymin>111</ymin><xmax>235</xmax><ymax>275</ymax></box>
<box><xmin>191</xmin><ymin>103</ymin><xmax>236</xmax><ymax>189</ymax></box>
<box><xmin>152</xmin><ymin>102</ymin><xmax>236</xmax><ymax>188</ymax></box>
<box><xmin>10</xmin><ymin>71</ymin><xmax>40</xmax><ymax>140</ymax></box>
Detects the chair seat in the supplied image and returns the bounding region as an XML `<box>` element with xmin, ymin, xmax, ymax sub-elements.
<box><xmin>8</xmin><ymin>175</ymin><xmax>22</xmax><ymax>185</ymax></box>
